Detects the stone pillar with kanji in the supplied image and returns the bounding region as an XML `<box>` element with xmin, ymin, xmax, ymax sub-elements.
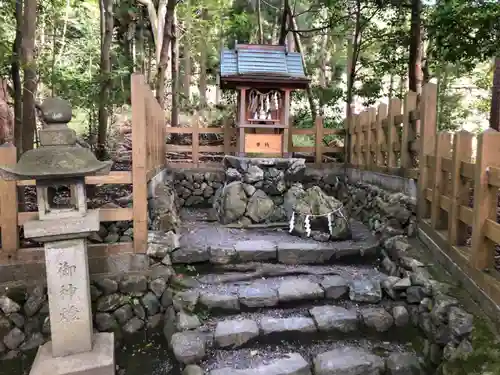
<box><xmin>0</xmin><ymin>98</ymin><xmax>115</xmax><ymax>375</ymax></box>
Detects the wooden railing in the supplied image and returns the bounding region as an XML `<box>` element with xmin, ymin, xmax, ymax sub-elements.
<box><xmin>0</xmin><ymin>73</ymin><xmax>165</xmax><ymax>263</ymax></box>
<box><xmin>413</xmin><ymin>83</ymin><xmax>500</xmax><ymax>306</ymax></box>
<box><xmin>131</xmin><ymin>73</ymin><xmax>166</xmax><ymax>254</ymax></box>
<box><xmin>164</xmin><ymin>115</ymin><xmax>344</xmax><ymax>169</ymax></box>
<box><xmin>347</xmin><ymin>87</ymin><xmax>420</xmax><ymax>179</ymax></box>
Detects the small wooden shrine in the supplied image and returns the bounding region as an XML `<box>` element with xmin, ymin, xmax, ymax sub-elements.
<box><xmin>219</xmin><ymin>44</ymin><xmax>310</xmax><ymax>156</ymax></box>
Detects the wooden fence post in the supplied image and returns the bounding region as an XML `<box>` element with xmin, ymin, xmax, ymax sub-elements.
<box><xmin>449</xmin><ymin>130</ymin><xmax>473</xmax><ymax>247</ymax></box>
<box><xmin>470</xmin><ymin>129</ymin><xmax>500</xmax><ymax>270</ymax></box>
<box><xmin>375</xmin><ymin>103</ymin><xmax>387</xmax><ymax>171</ymax></box>
<box><xmin>350</xmin><ymin>114</ymin><xmax>357</xmax><ymax>166</ymax></box>
<box><xmin>0</xmin><ymin>146</ymin><xmax>19</xmax><ymax>259</ymax></box>
<box><xmin>288</xmin><ymin>116</ymin><xmax>294</xmax><ymax>157</ymax></box>
<box><xmin>401</xmin><ymin>91</ymin><xmax>417</xmax><ymax>170</ymax></box>
<box><xmin>417</xmin><ymin>83</ymin><xmax>437</xmax><ymax>221</ymax></box>
<box><xmin>345</xmin><ymin>105</ymin><xmax>354</xmax><ymax>164</ymax></box>
<box><xmin>387</xmin><ymin>98</ymin><xmax>401</xmax><ymax>169</ymax></box>
<box><xmin>358</xmin><ymin>112</ymin><xmax>367</xmax><ymax>168</ymax></box>
<box><xmin>367</xmin><ymin>107</ymin><xmax>376</xmax><ymax>169</ymax></box>
<box><xmin>223</xmin><ymin>118</ymin><xmax>232</xmax><ymax>155</ymax></box>
<box><xmin>131</xmin><ymin>74</ymin><xmax>148</xmax><ymax>253</ymax></box>
<box><xmin>430</xmin><ymin>132</ymin><xmax>452</xmax><ymax>230</ymax></box>
<box><xmin>315</xmin><ymin>116</ymin><xmax>323</xmax><ymax>166</ymax></box>
<box><xmin>192</xmin><ymin>115</ymin><xmax>200</xmax><ymax>167</ymax></box>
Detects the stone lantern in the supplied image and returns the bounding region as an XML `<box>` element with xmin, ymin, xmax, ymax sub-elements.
<box><xmin>0</xmin><ymin>98</ymin><xmax>115</xmax><ymax>375</ymax></box>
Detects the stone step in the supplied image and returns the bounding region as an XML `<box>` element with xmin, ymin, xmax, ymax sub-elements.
<box><xmin>171</xmin><ymin>269</ymin><xmax>397</xmax><ymax>315</ymax></box>
<box><xmin>172</xmin><ymin>239</ymin><xmax>379</xmax><ymax>266</ymax></box>
<box><xmin>173</xmin><ymin>221</ymin><xmax>379</xmax><ymax>266</ymax></box>
<box><xmin>181</xmin><ymin>340</ymin><xmax>424</xmax><ymax>375</ymax></box>
<box><xmin>172</xmin><ymin>304</ymin><xmax>414</xmax><ymax>353</ymax></box>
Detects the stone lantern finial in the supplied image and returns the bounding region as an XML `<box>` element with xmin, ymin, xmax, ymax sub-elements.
<box><xmin>0</xmin><ymin>97</ymin><xmax>112</xmax><ymax>180</ymax></box>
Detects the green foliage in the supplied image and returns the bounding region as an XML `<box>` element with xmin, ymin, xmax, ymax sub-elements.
<box><xmin>0</xmin><ymin>0</ymin><xmax>494</xmax><ymax>143</ymax></box>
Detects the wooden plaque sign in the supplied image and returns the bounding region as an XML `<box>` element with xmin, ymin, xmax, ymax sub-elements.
<box><xmin>244</xmin><ymin>134</ymin><xmax>282</xmax><ymax>154</ymax></box>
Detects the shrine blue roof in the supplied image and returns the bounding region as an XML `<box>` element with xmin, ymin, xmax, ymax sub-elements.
<box><xmin>220</xmin><ymin>44</ymin><xmax>307</xmax><ymax>79</ymax></box>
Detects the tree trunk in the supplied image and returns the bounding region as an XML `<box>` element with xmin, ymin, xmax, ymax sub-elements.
<box><xmin>344</xmin><ymin>0</ymin><xmax>361</xmax><ymax>164</ymax></box>
<box><xmin>156</xmin><ymin>0</ymin><xmax>167</xmax><ymax>64</ymax></box>
<box><xmin>285</xmin><ymin>1</ymin><xmax>316</xmax><ymax>119</ymax></box>
<box><xmin>12</xmin><ymin>0</ymin><xmax>23</xmax><ymax>156</ymax></box>
<box><xmin>278</xmin><ymin>0</ymin><xmax>287</xmax><ymax>45</ymax></box>
<box><xmin>97</xmin><ymin>0</ymin><xmax>113</xmax><ymax>159</ymax></box>
<box><xmin>21</xmin><ymin>0</ymin><xmax>37</xmax><ymax>154</ymax></box>
<box><xmin>257</xmin><ymin>0</ymin><xmax>264</xmax><ymax>44</ymax></box>
<box><xmin>271</xmin><ymin>4</ymin><xmax>280</xmax><ymax>44</ymax></box>
<box><xmin>490</xmin><ymin>57</ymin><xmax>500</xmax><ymax>131</ymax></box>
<box><xmin>318</xmin><ymin>33</ymin><xmax>329</xmax><ymax>116</ymax></box>
<box><xmin>286</xmin><ymin>13</ymin><xmax>295</xmax><ymax>51</ymax></box>
<box><xmin>408</xmin><ymin>0</ymin><xmax>422</xmax><ymax>94</ymax></box>
<box><xmin>155</xmin><ymin>0</ymin><xmax>177</xmax><ymax>108</ymax></box>
<box><xmin>137</xmin><ymin>10</ymin><xmax>145</xmax><ymax>73</ymax></box>
<box><xmin>171</xmin><ymin>11</ymin><xmax>179</xmax><ymax>127</ymax></box>
<box><xmin>198</xmin><ymin>8</ymin><xmax>208</xmax><ymax>108</ymax></box>
<box><xmin>182</xmin><ymin>0</ymin><xmax>191</xmax><ymax>103</ymax></box>
<box><xmin>216</xmin><ymin>13</ymin><xmax>224</xmax><ymax>105</ymax></box>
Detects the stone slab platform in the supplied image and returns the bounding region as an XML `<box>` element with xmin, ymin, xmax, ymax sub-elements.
<box><xmin>28</xmin><ymin>332</ymin><xmax>114</xmax><ymax>375</ymax></box>
<box><xmin>175</xmin><ymin>209</ymin><xmax>379</xmax><ymax>265</ymax></box>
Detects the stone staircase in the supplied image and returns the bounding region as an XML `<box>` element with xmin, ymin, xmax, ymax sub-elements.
<box><xmin>161</xmin><ymin>211</ymin><xmax>428</xmax><ymax>375</ymax></box>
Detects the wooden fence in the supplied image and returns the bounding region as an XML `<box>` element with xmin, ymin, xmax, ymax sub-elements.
<box><xmin>346</xmin><ymin>82</ymin><xmax>500</xmax><ymax>307</ymax></box>
<box><xmin>347</xmin><ymin>87</ymin><xmax>420</xmax><ymax>179</ymax></box>
<box><xmin>0</xmin><ymin>73</ymin><xmax>165</xmax><ymax>265</ymax></box>
<box><xmin>417</xmin><ymin>90</ymin><xmax>500</xmax><ymax>306</ymax></box>
<box><xmin>164</xmin><ymin>115</ymin><xmax>344</xmax><ymax>169</ymax></box>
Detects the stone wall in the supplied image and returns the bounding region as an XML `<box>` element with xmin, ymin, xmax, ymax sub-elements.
<box><xmin>170</xmin><ymin>170</ymin><xmax>225</xmax><ymax>208</ymax></box>
<box><xmin>0</xmin><ymin>231</ymin><xmax>178</xmax><ymax>360</ymax></box>
<box><xmin>318</xmin><ymin>170</ymin><xmax>474</xmax><ymax>370</ymax></box>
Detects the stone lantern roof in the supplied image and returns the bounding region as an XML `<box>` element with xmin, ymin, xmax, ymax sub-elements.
<box><xmin>0</xmin><ymin>98</ymin><xmax>112</xmax><ymax>180</ymax></box>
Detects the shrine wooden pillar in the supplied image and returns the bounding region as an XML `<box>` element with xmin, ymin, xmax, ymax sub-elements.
<box><xmin>282</xmin><ymin>89</ymin><xmax>290</xmax><ymax>157</ymax></box>
<box><xmin>237</xmin><ymin>87</ymin><xmax>248</xmax><ymax>156</ymax></box>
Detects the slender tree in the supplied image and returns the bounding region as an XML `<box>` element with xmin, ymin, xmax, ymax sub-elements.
<box><xmin>21</xmin><ymin>0</ymin><xmax>37</xmax><ymax>153</ymax></box>
<box><xmin>97</xmin><ymin>0</ymin><xmax>113</xmax><ymax>159</ymax></box>
<box><xmin>490</xmin><ymin>57</ymin><xmax>500</xmax><ymax>130</ymax></box>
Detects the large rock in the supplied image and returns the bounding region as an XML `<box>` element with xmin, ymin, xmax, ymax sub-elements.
<box><xmin>262</xmin><ymin>168</ymin><xmax>286</xmax><ymax>195</ymax></box>
<box><xmin>320</xmin><ymin>275</ymin><xmax>349</xmax><ymax>299</ymax></box>
<box><xmin>385</xmin><ymin>353</ymin><xmax>422</xmax><ymax>375</ymax></box>
<box><xmin>199</xmin><ymin>293</ymin><xmax>240</xmax><ymax>311</ymax></box>
<box><xmin>361</xmin><ymin>308</ymin><xmax>394</xmax><ymax>332</ymax></box>
<box><xmin>177</xmin><ymin>311</ymin><xmax>201</xmax><ymax>331</ymax></box>
<box><xmin>284</xmin><ymin>184</ymin><xmax>350</xmax><ymax>240</ymax></box>
<box><xmin>313</xmin><ymin>347</ymin><xmax>385</xmax><ymax>375</ymax></box>
<box><xmin>309</xmin><ymin>306</ymin><xmax>358</xmax><ymax>333</ymax></box>
<box><xmin>245</xmin><ymin>190</ymin><xmax>274</xmax><ymax>223</ymax></box>
<box><xmin>448</xmin><ymin>306</ymin><xmax>473</xmax><ymax>337</ymax></box>
<box><xmin>277</xmin><ymin>279</ymin><xmax>324</xmax><ymax>302</ymax></box>
<box><xmin>210</xmin><ymin>353</ymin><xmax>311</xmax><ymax>375</ymax></box>
<box><xmin>0</xmin><ymin>296</ymin><xmax>20</xmax><ymax>314</ymax></box>
<box><xmin>171</xmin><ymin>331</ymin><xmax>207</xmax><ymax>364</ymax></box>
<box><xmin>260</xmin><ymin>317</ymin><xmax>317</xmax><ymax>335</ymax></box>
<box><xmin>244</xmin><ymin>165</ymin><xmax>264</xmax><ymax>183</ymax></box>
<box><xmin>214</xmin><ymin>181</ymin><xmax>248</xmax><ymax>224</ymax></box>
<box><xmin>349</xmin><ymin>280</ymin><xmax>382</xmax><ymax>303</ymax></box>
<box><xmin>147</xmin><ymin>231</ymin><xmax>180</xmax><ymax>258</ymax></box>
<box><xmin>238</xmin><ymin>284</ymin><xmax>279</xmax><ymax>308</ymax></box>
<box><xmin>214</xmin><ymin>319</ymin><xmax>259</xmax><ymax>348</ymax></box>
